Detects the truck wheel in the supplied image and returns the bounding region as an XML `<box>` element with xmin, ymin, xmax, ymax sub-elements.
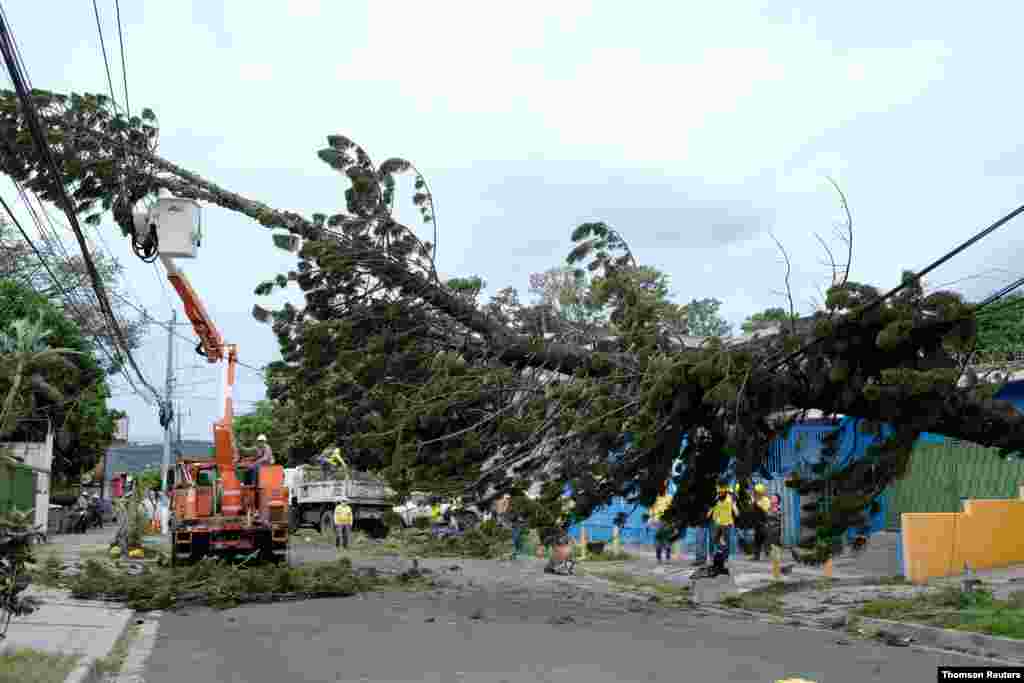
<box><xmin>369</xmin><ymin>520</ymin><xmax>390</xmax><ymax>540</ymax></box>
<box><xmin>169</xmin><ymin>521</ymin><xmax>177</xmax><ymax>568</ymax></box>
<box><xmin>320</xmin><ymin>510</ymin><xmax>336</xmax><ymax>543</ymax></box>
<box><xmin>190</xmin><ymin>534</ymin><xmax>209</xmax><ymax>564</ymax></box>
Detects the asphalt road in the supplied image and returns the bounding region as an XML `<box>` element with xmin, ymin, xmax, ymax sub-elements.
<box><xmin>134</xmin><ymin>549</ymin><xmax>987</xmax><ymax>683</ymax></box>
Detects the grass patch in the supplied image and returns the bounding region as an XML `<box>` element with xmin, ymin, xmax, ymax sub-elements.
<box><xmin>584</xmin><ymin>568</ymin><xmax>690</xmax><ymax>603</ymax></box>
<box><xmin>719</xmin><ymin>579</ymin><xmax>836</xmax><ymax>614</ymax></box>
<box><xmin>855</xmin><ymin>586</ymin><xmax>1024</xmax><ymax>639</ymax></box>
<box><xmin>93</xmin><ymin>622</ymin><xmax>141</xmax><ymax>678</ymax></box>
<box><xmin>875</xmin><ymin>575</ymin><xmax>908</xmax><ymax>585</ymax></box>
<box><xmin>574</xmin><ymin>547</ymin><xmax>634</xmax><ymax>562</ymax></box>
<box><xmin>0</xmin><ymin>647</ymin><xmax>80</xmax><ymax>683</ymax></box>
<box><xmin>62</xmin><ymin>555</ymin><xmax>428</xmax><ymax>611</ymax></box>
<box><xmin>721</xmin><ymin>591</ymin><xmax>784</xmax><ymax>613</ymax></box>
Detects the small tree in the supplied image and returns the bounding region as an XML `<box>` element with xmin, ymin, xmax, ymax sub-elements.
<box><xmin>0</xmin><ymin>317</ymin><xmax>77</xmax><ymax>634</ymax></box>
<box><xmin>741</xmin><ymin>307</ymin><xmax>797</xmax><ymax>334</ymax></box>
<box><xmin>508</xmin><ymin>481</ymin><xmax>576</xmax><ymax>547</ymax></box>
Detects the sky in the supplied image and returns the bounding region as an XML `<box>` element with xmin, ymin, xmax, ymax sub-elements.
<box><xmin>3</xmin><ymin>1</ymin><xmax>1024</xmax><ymax>443</ymax></box>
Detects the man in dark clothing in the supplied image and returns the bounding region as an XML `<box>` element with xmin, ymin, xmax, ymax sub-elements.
<box><xmin>655</xmin><ymin>524</ymin><xmax>681</xmax><ymax>563</ymax></box>
<box><xmin>87</xmin><ymin>495</ymin><xmax>103</xmax><ymax>530</ymax></box>
<box><xmin>504</xmin><ymin>506</ymin><xmax>527</xmax><ymax>560</ymax></box>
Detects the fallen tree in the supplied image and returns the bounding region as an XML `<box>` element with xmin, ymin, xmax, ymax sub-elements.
<box><xmin>3</xmin><ymin>89</ymin><xmax>1024</xmax><ymax>558</ymax></box>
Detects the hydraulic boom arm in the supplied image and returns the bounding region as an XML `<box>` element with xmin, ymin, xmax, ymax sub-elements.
<box><xmin>160</xmin><ymin>254</ymin><xmax>244</xmax><ymax>517</ymax></box>
<box><xmin>161</xmin><ymin>255</ymin><xmax>224</xmax><ymax>363</ymax></box>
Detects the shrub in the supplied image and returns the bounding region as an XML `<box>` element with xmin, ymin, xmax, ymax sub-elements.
<box><xmin>0</xmin><ymin>506</ymin><xmax>44</xmax><ymax>636</ymax></box>
<box><xmin>382</xmin><ymin>510</ymin><xmax>403</xmax><ymax>530</ymax></box>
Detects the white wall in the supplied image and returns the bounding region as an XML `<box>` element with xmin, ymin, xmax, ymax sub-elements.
<box><xmin>0</xmin><ymin>430</ymin><xmax>53</xmax><ymax>532</ymax></box>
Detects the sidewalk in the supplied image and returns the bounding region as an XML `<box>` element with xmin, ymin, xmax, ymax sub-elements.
<box><xmin>603</xmin><ymin>540</ymin><xmax>884</xmax><ymax>595</ymax></box>
<box><xmin>2</xmin><ymin>525</ymin><xmax>137</xmax><ymax>683</ymax></box>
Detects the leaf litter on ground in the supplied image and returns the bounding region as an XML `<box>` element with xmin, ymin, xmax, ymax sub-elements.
<box><xmin>50</xmin><ymin>554</ymin><xmax>433</xmax><ymax>611</ymax></box>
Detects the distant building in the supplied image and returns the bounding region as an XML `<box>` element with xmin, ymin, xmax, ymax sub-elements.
<box><xmin>102</xmin><ymin>440</ymin><xmax>214</xmax><ymax>497</ymax></box>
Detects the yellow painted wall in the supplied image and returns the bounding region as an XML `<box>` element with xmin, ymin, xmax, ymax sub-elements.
<box><xmin>902</xmin><ymin>499</ymin><xmax>1024</xmax><ymax>584</ymax></box>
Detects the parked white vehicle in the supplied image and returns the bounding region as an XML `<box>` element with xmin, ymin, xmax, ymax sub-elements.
<box><xmin>393</xmin><ymin>493</ymin><xmax>448</xmax><ymax>528</ymax></box>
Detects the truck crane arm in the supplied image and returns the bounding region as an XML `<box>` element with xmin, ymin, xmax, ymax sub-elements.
<box><xmin>160</xmin><ymin>255</ymin><xmax>224</xmax><ymax>363</ymax></box>
<box><xmin>159</xmin><ymin>252</ymin><xmax>244</xmax><ymax>518</ymax></box>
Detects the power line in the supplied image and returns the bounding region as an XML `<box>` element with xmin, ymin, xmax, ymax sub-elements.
<box><xmin>105</xmin><ymin>288</ymin><xmax>269</xmax><ymax>375</ymax></box>
<box><xmin>765</xmin><ymin>202</ymin><xmax>1024</xmax><ymax>373</ymax></box>
<box><xmin>114</xmin><ymin>0</ymin><xmax>130</xmax><ymax>117</ymax></box>
<box><xmin>0</xmin><ymin>189</ymin><xmax>153</xmax><ymax>405</ymax></box>
<box><xmin>0</xmin><ymin>195</ymin><xmax>71</xmax><ymax>302</ymax></box>
<box><xmin>979</xmin><ymin>276</ymin><xmax>1024</xmax><ymax>309</ymax></box>
<box><xmin>91</xmin><ymin>0</ymin><xmax>118</xmax><ymax>110</ymax></box>
<box><xmin>11</xmin><ymin>179</ymin><xmax>148</xmax><ymax>397</ymax></box>
<box><xmin>0</xmin><ymin>10</ymin><xmax>162</xmax><ymax>405</ymax></box>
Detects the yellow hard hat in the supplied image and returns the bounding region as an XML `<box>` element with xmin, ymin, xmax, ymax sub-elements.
<box><xmin>754</xmin><ymin>483</ymin><xmax>766</xmax><ymax>494</ymax></box>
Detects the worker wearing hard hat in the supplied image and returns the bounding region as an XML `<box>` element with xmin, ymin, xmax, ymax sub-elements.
<box><xmin>244</xmin><ymin>434</ymin><xmax>274</xmax><ymax>485</ymax></box>
<box><xmin>751</xmin><ymin>483</ymin><xmax>773</xmax><ymax>561</ymax></box>
<box><xmin>707</xmin><ymin>483</ymin><xmax>739</xmax><ymax>562</ymax></box>
<box><xmin>648</xmin><ymin>493</ymin><xmax>674</xmax><ymax>563</ymax></box>
<box><xmin>333</xmin><ymin>495</ymin><xmax>353</xmax><ymax>550</ymax></box>
<box><xmin>316</xmin><ymin>447</ymin><xmax>349</xmax><ymax>480</ymax></box>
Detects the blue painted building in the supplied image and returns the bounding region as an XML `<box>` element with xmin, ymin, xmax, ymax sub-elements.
<box><xmin>995</xmin><ymin>380</ymin><xmax>1024</xmax><ymax>413</ymax></box>
<box><xmin>566</xmin><ymin>418</ymin><xmax>942</xmax><ymax>550</ymax></box>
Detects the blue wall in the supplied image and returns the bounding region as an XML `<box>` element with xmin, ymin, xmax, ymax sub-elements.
<box><xmin>995</xmin><ymin>381</ymin><xmax>1024</xmax><ymax>414</ymax></box>
<box><xmin>564</xmin><ymin>380</ymin><xmax>1024</xmax><ymax>548</ymax></box>
<box><xmin>567</xmin><ymin>418</ymin><xmax>925</xmax><ymax>548</ymax></box>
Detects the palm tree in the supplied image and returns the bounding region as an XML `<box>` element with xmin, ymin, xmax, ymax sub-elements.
<box><xmin>0</xmin><ymin>316</ymin><xmax>81</xmax><ymax>463</ymax></box>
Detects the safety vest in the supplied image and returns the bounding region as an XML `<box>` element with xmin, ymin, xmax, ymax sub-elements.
<box><xmin>756</xmin><ymin>495</ymin><xmax>772</xmax><ymax>514</ymax></box>
<box><xmin>333</xmin><ymin>503</ymin><xmax>353</xmax><ymax>526</ymax></box>
<box><xmin>710</xmin><ymin>495</ymin><xmax>737</xmax><ymax>526</ymax></box>
<box><xmin>649</xmin><ymin>494</ymin><xmax>672</xmax><ymax>521</ymax></box>
<box><xmin>327</xmin><ymin>448</ymin><xmax>346</xmax><ymax>468</ymax></box>
<box><xmin>430</xmin><ymin>503</ymin><xmax>442</xmax><ymax>521</ymax></box>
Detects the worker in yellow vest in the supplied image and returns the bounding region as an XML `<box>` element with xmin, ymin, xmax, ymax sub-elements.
<box><xmin>707</xmin><ymin>483</ymin><xmax>739</xmax><ymax>563</ymax></box>
<box><xmin>430</xmin><ymin>501</ymin><xmax>442</xmax><ymax>525</ymax></box>
<box><xmin>333</xmin><ymin>495</ymin><xmax>353</xmax><ymax>550</ymax></box>
<box><xmin>751</xmin><ymin>483</ymin><xmax>773</xmax><ymax>561</ymax></box>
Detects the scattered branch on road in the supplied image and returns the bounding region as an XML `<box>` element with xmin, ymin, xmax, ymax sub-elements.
<box><xmin>61</xmin><ymin>555</ymin><xmax>429</xmax><ymax>611</ymax></box>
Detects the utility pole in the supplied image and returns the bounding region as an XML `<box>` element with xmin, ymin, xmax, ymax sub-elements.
<box><xmin>160</xmin><ymin>310</ymin><xmax>176</xmax><ymax>496</ymax></box>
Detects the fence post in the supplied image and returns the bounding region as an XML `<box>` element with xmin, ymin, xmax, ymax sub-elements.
<box><xmin>580</xmin><ymin>526</ymin><xmax>588</xmax><ymax>560</ymax></box>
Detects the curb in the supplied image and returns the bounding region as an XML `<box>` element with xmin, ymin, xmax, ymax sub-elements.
<box><xmin>62</xmin><ymin>606</ymin><xmax>136</xmax><ymax>683</ymax></box>
<box><xmin>576</xmin><ymin>567</ymin><xmax>1024</xmax><ymax>665</ymax></box>
<box><xmin>690</xmin><ymin>603</ymin><xmax>1021</xmax><ymax>665</ymax></box>
<box><xmin>856</xmin><ymin>616</ymin><xmax>1024</xmax><ymax>664</ymax></box>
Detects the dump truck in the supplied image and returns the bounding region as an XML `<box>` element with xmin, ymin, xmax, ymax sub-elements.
<box><xmin>284</xmin><ymin>466</ymin><xmax>394</xmax><ymax>540</ymax></box>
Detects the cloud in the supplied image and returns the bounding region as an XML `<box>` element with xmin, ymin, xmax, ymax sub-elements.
<box><xmin>475</xmin><ymin>162</ymin><xmax>773</xmax><ymax>251</ymax></box>
<box><xmin>984</xmin><ymin>147</ymin><xmax>1024</xmax><ymax>178</ymax></box>
<box><xmin>7</xmin><ymin>0</ymin><xmax>1022</xmax><ymax>441</ymax></box>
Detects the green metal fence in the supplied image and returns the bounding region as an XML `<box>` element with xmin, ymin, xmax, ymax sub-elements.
<box><xmin>885</xmin><ymin>440</ymin><xmax>1024</xmax><ymax>529</ymax></box>
<box><xmin>0</xmin><ymin>462</ymin><xmax>36</xmax><ymax>515</ymax></box>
